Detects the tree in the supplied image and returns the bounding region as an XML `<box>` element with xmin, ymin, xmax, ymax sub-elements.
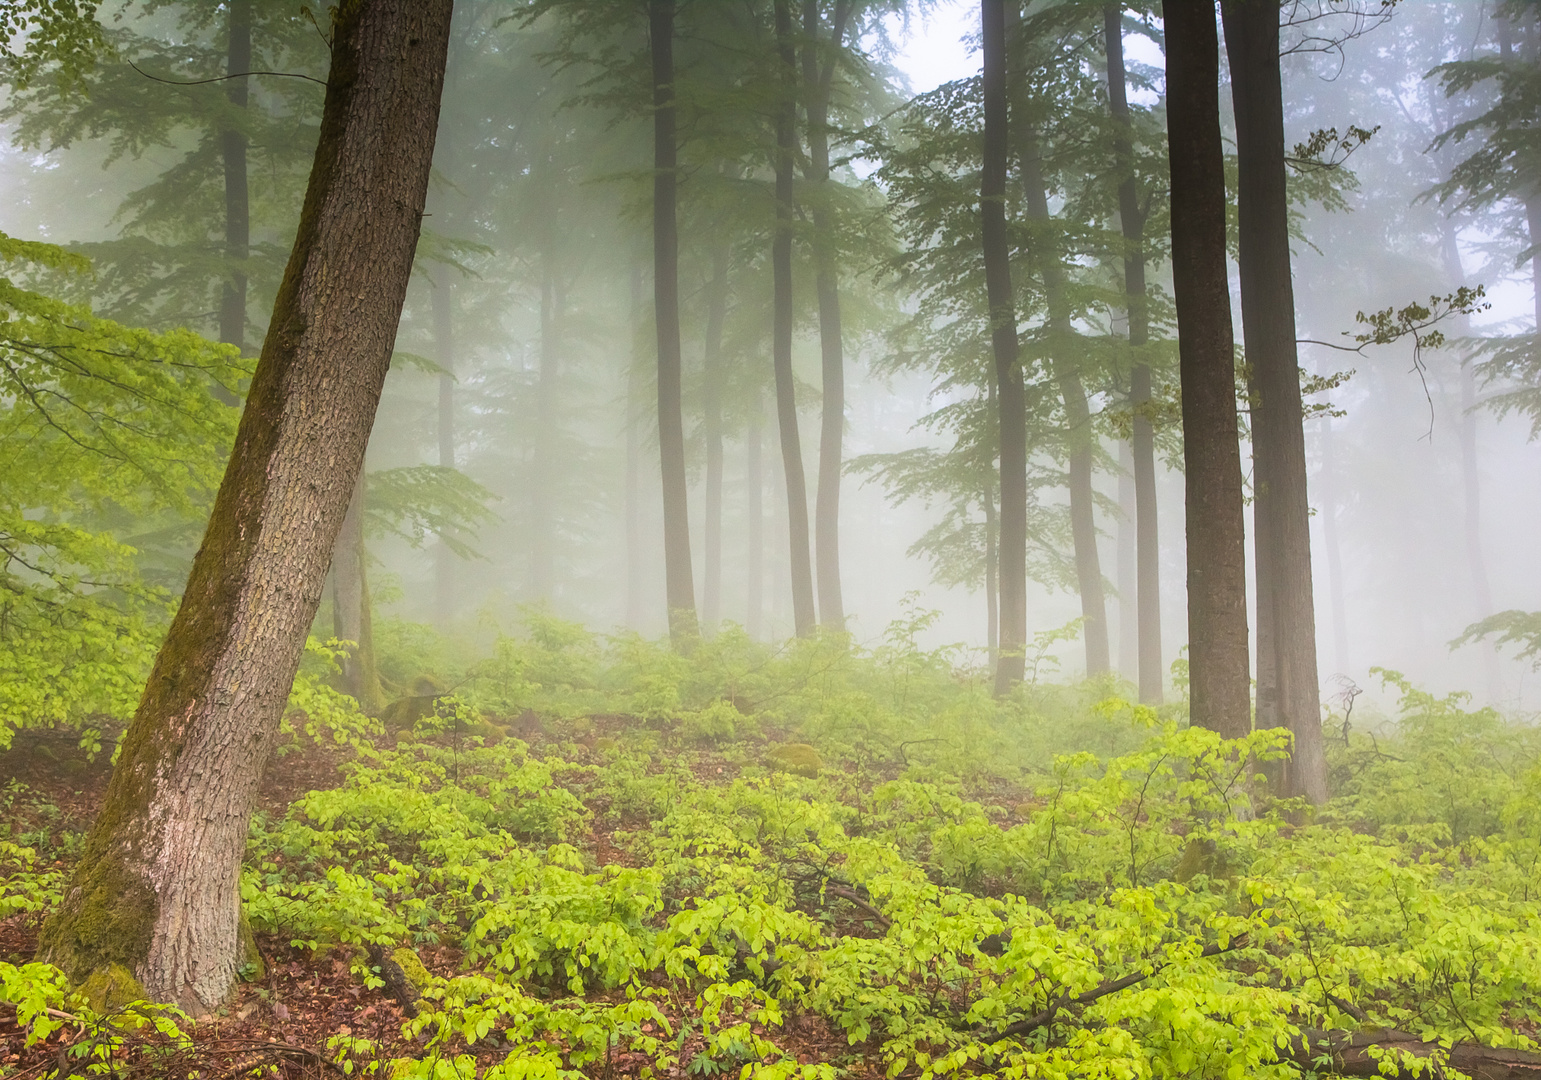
<box><xmin>1163</xmin><ymin>0</ymin><xmax>1250</xmax><ymax>739</ymax></box>
<box><xmin>1221</xmin><ymin>0</ymin><xmax>1327</xmax><ymax>801</ymax></box>
<box><xmin>38</xmin><ymin>0</ymin><xmax>454</xmax><ymax>1010</ymax></box>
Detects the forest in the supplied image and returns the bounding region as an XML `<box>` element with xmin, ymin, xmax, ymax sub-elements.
<box><xmin>4</xmin><ymin>0</ymin><xmax>1541</xmax><ymax>1077</ymax></box>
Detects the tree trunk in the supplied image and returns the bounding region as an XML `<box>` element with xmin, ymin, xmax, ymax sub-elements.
<box><xmin>433</xmin><ymin>273</ymin><xmax>456</xmax><ymax>627</ymax></box>
<box><xmin>330</xmin><ymin>474</ymin><xmax>386</xmax><ymax>714</ymax></box>
<box><xmin>530</xmin><ymin>263</ymin><xmax>561</xmax><ymax>601</ymax></box>
<box><xmin>1117</xmin><ymin>439</ymin><xmax>1137</xmax><ymax>680</ymax></box>
<box><xmin>1017</xmin><ymin>128</ymin><xmax>1110</xmax><ymax>678</ymax></box>
<box><xmin>1222</xmin><ymin>0</ymin><xmax>1325</xmax><ymax>799</ymax></box>
<box><xmin>702</xmin><ymin>245</ymin><xmax>729</xmax><ymax>632</ymax></box>
<box><xmin>985</xmin><ymin>483</ymin><xmax>999</xmax><ymax>665</ymax></box>
<box><xmin>982</xmin><ymin>0</ymin><xmax>1027</xmax><ymax>695</ymax></box>
<box><xmin>650</xmin><ymin>0</ymin><xmax>698</xmax><ymax>643</ymax></box>
<box><xmin>772</xmin><ymin>0</ymin><xmax>816</xmax><ymax>638</ymax></box>
<box><xmin>747</xmin><ymin>390</ymin><xmax>764</xmax><ymax>639</ymax></box>
<box><xmin>38</xmin><ymin>0</ymin><xmax>451</xmax><ymax>1012</ymax></box>
<box><xmin>1277</xmin><ymin>1028</ymin><xmax>1541</xmax><ymax>1080</ymax></box>
<box><xmin>1162</xmin><ymin>0</ymin><xmax>1251</xmax><ymax>739</ymax></box>
<box><xmin>801</xmin><ymin>0</ymin><xmax>852</xmax><ymax>631</ymax></box>
<box><xmin>1104</xmin><ymin>4</ymin><xmax>1162</xmax><ymax>704</ymax></box>
<box><xmin>626</xmin><ymin>261</ymin><xmax>646</xmax><ymax>630</ymax></box>
<box><xmin>218</xmin><ymin>0</ymin><xmax>250</xmax><ymax>359</ymax></box>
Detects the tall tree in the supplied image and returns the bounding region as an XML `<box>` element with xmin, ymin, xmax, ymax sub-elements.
<box><xmin>1221</xmin><ymin>0</ymin><xmax>1326</xmax><ymax>801</ymax></box>
<box><xmin>1162</xmin><ymin>0</ymin><xmax>1251</xmax><ymax>739</ymax></box>
<box><xmin>772</xmin><ymin>0</ymin><xmax>817</xmax><ymax>637</ymax></box>
<box><xmin>37</xmin><ymin>0</ymin><xmax>453</xmax><ymax>1010</ymax></box>
<box><xmin>701</xmin><ymin>245</ymin><xmax>729</xmax><ymax>631</ymax></box>
<box><xmin>219</xmin><ymin>0</ymin><xmax>251</xmax><ymax>357</ymax></box>
<box><xmin>1104</xmin><ymin>3</ymin><xmax>1162</xmax><ymax>704</ymax></box>
<box><xmin>649</xmin><ymin>0</ymin><xmax>698</xmax><ymax>642</ymax></box>
<box><xmin>982</xmin><ymin>0</ymin><xmax>1028</xmax><ymax>693</ymax></box>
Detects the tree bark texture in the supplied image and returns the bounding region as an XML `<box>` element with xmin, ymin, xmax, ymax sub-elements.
<box><xmin>1221</xmin><ymin>0</ymin><xmax>1325</xmax><ymax>800</ymax></box>
<box><xmin>1162</xmin><ymin>0</ymin><xmax>1251</xmax><ymax>739</ymax></box>
<box><xmin>1018</xmin><ymin>130</ymin><xmax>1110</xmax><ymax>678</ymax></box>
<box><xmin>219</xmin><ymin>0</ymin><xmax>251</xmax><ymax>357</ymax></box>
<box><xmin>38</xmin><ymin>0</ymin><xmax>452</xmax><ymax>1012</ymax></box>
<box><xmin>772</xmin><ymin>0</ymin><xmax>817</xmax><ymax>638</ymax></box>
<box><xmin>433</xmin><ymin>273</ymin><xmax>456</xmax><ymax>626</ymax></box>
<box><xmin>650</xmin><ymin>0</ymin><xmax>698</xmax><ymax>643</ymax></box>
<box><xmin>1276</xmin><ymin>1028</ymin><xmax>1541</xmax><ymax>1080</ymax></box>
<box><xmin>982</xmin><ymin>0</ymin><xmax>1028</xmax><ymax>695</ymax></box>
<box><xmin>802</xmin><ymin>0</ymin><xmax>852</xmax><ymax>631</ymax></box>
<box><xmin>702</xmin><ymin>246</ymin><xmax>729</xmax><ymax>631</ymax></box>
<box><xmin>530</xmin><ymin>264</ymin><xmax>562</xmax><ymax>601</ymax></box>
<box><xmin>1104</xmin><ymin>4</ymin><xmax>1162</xmax><ymax>703</ymax></box>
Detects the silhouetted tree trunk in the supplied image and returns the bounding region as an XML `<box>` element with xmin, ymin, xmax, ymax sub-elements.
<box><xmin>747</xmin><ymin>390</ymin><xmax>764</xmax><ymax>638</ymax></box>
<box><xmin>702</xmin><ymin>246</ymin><xmax>728</xmax><ymax>632</ymax></box>
<box><xmin>433</xmin><ymin>273</ymin><xmax>456</xmax><ymax>626</ymax></box>
<box><xmin>1018</xmin><ymin>127</ymin><xmax>1110</xmax><ymax>677</ymax></box>
<box><xmin>1222</xmin><ymin>0</ymin><xmax>1325</xmax><ymax>799</ymax></box>
<box><xmin>1163</xmin><ymin>0</ymin><xmax>1250</xmax><ymax>739</ymax></box>
<box><xmin>772</xmin><ymin>0</ymin><xmax>816</xmax><ymax>637</ymax></box>
<box><xmin>801</xmin><ymin>0</ymin><xmax>852</xmax><ymax>630</ymax></box>
<box><xmin>626</xmin><ymin>261</ymin><xmax>646</xmax><ymax>630</ymax></box>
<box><xmin>38</xmin><ymin>0</ymin><xmax>452</xmax><ymax>1011</ymax></box>
<box><xmin>650</xmin><ymin>0</ymin><xmax>698</xmax><ymax>642</ymax></box>
<box><xmin>530</xmin><ymin>262</ymin><xmax>562</xmax><ymax>601</ymax></box>
<box><xmin>1104</xmin><ymin>4</ymin><xmax>1162</xmax><ymax>703</ymax></box>
<box><xmin>218</xmin><ymin>0</ymin><xmax>250</xmax><ymax>360</ymax></box>
<box><xmin>1117</xmin><ymin>439</ymin><xmax>1137</xmax><ymax>680</ymax></box>
<box><xmin>982</xmin><ymin>0</ymin><xmax>1027</xmax><ymax>695</ymax></box>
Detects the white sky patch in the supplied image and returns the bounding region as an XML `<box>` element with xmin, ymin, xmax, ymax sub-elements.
<box><xmin>891</xmin><ymin>0</ymin><xmax>977</xmax><ymax>94</ymax></box>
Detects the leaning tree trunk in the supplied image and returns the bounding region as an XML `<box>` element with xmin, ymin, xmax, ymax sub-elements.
<box><xmin>702</xmin><ymin>245</ymin><xmax>729</xmax><ymax>632</ymax></box>
<box><xmin>1104</xmin><ymin>3</ymin><xmax>1162</xmax><ymax>704</ymax></box>
<box><xmin>1222</xmin><ymin>0</ymin><xmax>1325</xmax><ymax>798</ymax></box>
<box><xmin>801</xmin><ymin>0</ymin><xmax>853</xmax><ymax>631</ymax></box>
<box><xmin>1162</xmin><ymin>0</ymin><xmax>1251</xmax><ymax>739</ymax></box>
<box><xmin>982</xmin><ymin>0</ymin><xmax>1027</xmax><ymax>695</ymax></box>
<box><xmin>650</xmin><ymin>0</ymin><xmax>698</xmax><ymax>643</ymax></box>
<box><xmin>218</xmin><ymin>0</ymin><xmax>250</xmax><ymax>359</ymax></box>
<box><xmin>38</xmin><ymin>0</ymin><xmax>452</xmax><ymax>1012</ymax></box>
<box><xmin>772</xmin><ymin>0</ymin><xmax>817</xmax><ymax>638</ymax></box>
<box><xmin>433</xmin><ymin>272</ymin><xmax>456</xmax><ymax>626</ymax></box>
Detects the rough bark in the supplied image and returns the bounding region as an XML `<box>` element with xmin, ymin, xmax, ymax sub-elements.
<box><xmin>650</xmin><ymin>0</ymin><xmax>698</xmax><ymax>643</ymax></box>
<box><xmin>982</xmin><ymin>0</ymin><xmax>1028</xmax><ymax>695</ymax></box>
<box><xmin>1162</xmin><ymin>0</ymin><xmax>1251</xmax><ymax>739</ymax></box>
<box><xmin>1018</xmin><ymin>127</ymin><xmax>1110</xmax><ymax>678</ymax></box>
<box><xmin>772</xmin><ymin>0</ymin><xmax>816</xmax><ymax>638</ymax></box>
<box><xmin>747</xmin><ymin>391</ymin><xmax>765</xmax><ymax>639</ymax></box>
<box><xmin>530</xmin><ymin>263</ymin><xmax>562</xmax><ymax>601</ymax></box>
<box><xmin>1277</xmin><ymin>1028</ymin><xmax>1541</xmax><ymax>1080</ymax></box>
<box><xmin>38</xmin><ymin>0</ymin><xmax>452</xmax><ymax>1012</ymax></box>
<box><xmin>1104</xmin><ymin>3</ymin><xmax>1162</xmax><ymax>704</ymax></box>
<box><xmin>801</xmin><ymin>0</ymin><xmax>852</xmax><ymax>631</ymax></box>
<box><xmin>433</xmin><ymin>273</ymin><xmax>456</xmax><ymax>626</ymax></box>
<box><xmin>702</xmin><ymin>246</ymin><xmax>729</xmax><ymax>631</ymax></box>
<box><xmin>218</xmin><ymin>0</ymin><xmax>250</xmax><ymax>358</ymax></box>
<box><xmin>1222</xmin><ymin>0</ymin><xmax>1325</xmax><ymax>799</ymax></box>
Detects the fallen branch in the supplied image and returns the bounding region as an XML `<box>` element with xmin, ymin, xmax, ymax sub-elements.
<box><xmin>1278</xmin><ymin>1028</ymin><xmax>1541</xmax><ymax>1080</ymax></box>
<box><xmin>824</xmin><ymin>884</ymin><xmax>892</xmax><ymax>930</ymax></box>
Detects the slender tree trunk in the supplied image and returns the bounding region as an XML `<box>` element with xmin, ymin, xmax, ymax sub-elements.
<box><xmin>530</xmin><ymin>264</ymin><xmax>561</xmax><ymax>601</ymax></box>
<box><xmin>801</xmin><ymin>0</ymin><xmax>853</xmax><ymax>631</ymax></box>
<box><xmin>330</xmin><ymin>474</ymin><xmax>385</xmax><ymax>714</ymax></box>
<box><xmin>219</xmin><ymin>0</ymin><xmax>250</xmax><ymax>358</ymax></box>
<box><xmin>1163</xmin><ymin>0</ymin><xmax>1250</xmax><ymax>739</ymax></box>
<box><xmin>703</xmin><ymin>246</ymin><xmax>729</xmax><ymax>632</ymax></box>
<box><xmin>772</xmin><ymin>0</ymin><xmax>816</xmax><ymax>637</ymax></box>
<box><xmin>1018</xmin><ymin>130</ymin><xmax>1109</xmax><ymax>677</ymax></box>
<box><xmin>985</xmin><ymin>484</ymin><xmax>999</xmax><ymax>665</ymax></box>
<box><xmin>982</xmin><ymin>0</ymin><xmax>1027</xmax><ymax>695</ymax></box>
<box><xmin>1222</xmin><ymin>0</ymin><xmax>1325</xmax><ymax>799</ymax></box>
<box><xmin>747</xmin><ymin>390</ymin><xmax>764</xmax><ymax>639</ymax></box>
<box><xmin>1104</xmin><ymin>4</ymin><xmax>1162</xmax><ymax>703</ymax></box>
<box><xmin>1318</xmin><ymin>415</ymin><xmax>1350</xmax><ymax>676</ymax></box>
<box><xmin>650</xmin><ymin>0</ymin><xmax>698</xmax><ymax>642</ymax></box>
<box><xmin>38</xmin><ymin>0</ymin><xmax>451</xmax><ymax>1011</ymax></box>
<box><xmin>626</xmin><ymin>262</ymin><xmax>646</xmax><ymax>630</ymax></box>
<box><xmin>1117</xmin><ymin>439</ymin><xmax>1137</xmax><ymax>680</ymax></box>
<box><xmin>433</xmin><ymin>273</ymin><xmax>456</xmax><ymax>626</ymax></box>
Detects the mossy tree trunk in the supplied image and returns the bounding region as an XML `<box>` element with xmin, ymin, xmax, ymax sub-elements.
<box><xmin>38</xmin><ymin>0</ymin><xmax>453</xmax><ymax>1013</ymax></box>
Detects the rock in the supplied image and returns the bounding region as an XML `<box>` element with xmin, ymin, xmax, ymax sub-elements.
<box><xmin>767</xmin><ymin>743</ymin><xmax>822</xmax><ymax>779</ymax></box>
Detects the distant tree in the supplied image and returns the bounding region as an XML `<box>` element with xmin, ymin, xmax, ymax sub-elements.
<box><xmin>38</xmin><ymin>0</ymin><xmax>454</xmax><ymax>1010</ymax></box>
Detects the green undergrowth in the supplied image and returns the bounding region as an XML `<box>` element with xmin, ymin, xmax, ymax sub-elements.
<box><xmin>5</xmin><ymin>614</ymin><xmax>1541</xmax><ymax>1079</ymax></box>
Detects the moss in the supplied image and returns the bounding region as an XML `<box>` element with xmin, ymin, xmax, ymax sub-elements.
<box><xmin>391</xmin><ymin>947</ymin><xmax>431</xmax><ymax>991</ymax></box>
<box><xmin>238</xmin><ymin>910</ymin><xmax>266</xmax><ymax>982</ymax></box>
<box><xmin>380</xmin><ymin>675</ymin><xmax>449</xmax><ymax>731</ymax></box>
<box><xmin>39</xmin><ymin>846</ymin><xmax>157</xmax><ymax>985</ymax></box>
<box><xmin>1174</xmin><ymin>838</ymin><xmax>1229</xmax><ymax>883</ymax></box>
<box><xmin>79</xmin><ymin>963</ymin><xmax>145</xmax><ymax>1013</ymax></box>
<box><xmin>767</xmin><ymin>743</ymin><xmax>822</xmax><ymax>779</ymax></box>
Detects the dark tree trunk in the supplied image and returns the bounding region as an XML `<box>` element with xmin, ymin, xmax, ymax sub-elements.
<box><xmin>1222</xmin><ymin>0</ymin><xmax>1325</xmax><ymax>799</ymax></box>
<box><xmin>433</xmin><ymin>273</ymin><xmax>456</xmax><ymax>626</ymax></box>
<box><xmin>772</xmin><ymin>0</ymin><xmax>816</xmax><ymax>637</ymax></box>
<box><xmin>219</xmin><ymin>0</ymin><xmax>250</xmax><ymax>359</ymax></box>
<box><xmin>530</xmin><ymin>263</ymin><xmax>561</xmax><ymax>601</ymax></box>
<box><xmin>331</xmin><ymin>474</ymin><xmax>386</xmax><ymax>714</ymax></box>
<box><xmin>1104</xmin><ymin>4</ymin><xmax>1162</xmax><ymax>703</ymax></box>
<box><xmin>1117</xmin><ymin>439</ymin><xmax>1137</xmax><ymax>680</ymax></box>
<box><xmin>801</xmin><ymin>0</ymin><xmax>852</xmax><ymax>631</ymax></box>
<box><xmin>626</xmin><ymin>261</ymin><xmax>646</xmax><ymax>630</ymax></box>
<box><xmin>982</xmin><ymin>0</ymin><xmax>1027</xmax><ymax>695</ymax></box>
<box><xmin>650</xmin><ymin>0</ymin><xmax>698</xmax><ymax>643</ymax></box>
<box><xmin>1018</xmin><ymin>130</ymin><xmax>1110</xmax><ymax>678</ymax></box>
<box><xmin>702</xmin><ymin>246</ymin><xmax>728</xmax><ymax>631</ymax></box>
<box><xmin>1162</xmin><ymin>0</ymin><xmax>1251</xmax><ymax>739</ymax></box>
<box><xmin>747</xmin><ymin>390</ymin><xmax>765</xmax><ymax>639</ymax></box>
<box><xmin>38</xmin><ymin>0</ymin><xmax>452</xmax><ymax>1011</ymax></box>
